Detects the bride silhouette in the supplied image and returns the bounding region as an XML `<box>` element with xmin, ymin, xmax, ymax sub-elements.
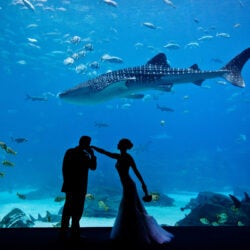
<box><xmin>91</xmin><ymin>138</ymin><xmax>174</xmax><ymax>246</ymax></box>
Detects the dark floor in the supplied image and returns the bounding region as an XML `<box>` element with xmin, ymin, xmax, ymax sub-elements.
<box><xmin>0</xmin><ymin>226</ymin><xmax>249</xmax><ymax>250</ymax></box>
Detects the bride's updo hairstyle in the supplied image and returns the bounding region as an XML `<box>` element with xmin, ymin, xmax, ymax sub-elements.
<box><xmin>119</xmin><ymin>138</ymin><xmax>133</xmax><ymax>150</ymax></box>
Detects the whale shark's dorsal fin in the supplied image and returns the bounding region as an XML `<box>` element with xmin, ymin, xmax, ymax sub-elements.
<box><xmin>189</xmin><ymin>64</ymin><xmax>203</xmax><ymax>86</ymax></box>
<box><xmin>146</xmin><ymin>53</ymin><xmax>170</xmax><ymax>68</ymax></box>
<box><xmin>189</xmin><ymin>64</ymin><xmax>200</xmax><ymax>71</ymax></box>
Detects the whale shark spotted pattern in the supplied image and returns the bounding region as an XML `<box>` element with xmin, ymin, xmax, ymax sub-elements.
<box><xmin>59</xmin><ymin>48</ymin><xmax>250</xmax><ymax>104</ymax></box>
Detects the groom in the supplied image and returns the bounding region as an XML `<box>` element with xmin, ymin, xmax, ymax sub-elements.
<box><xmin>60</xmin><ymin>135</ymin><xmax>97</xmax><ymax>241</ymax></box>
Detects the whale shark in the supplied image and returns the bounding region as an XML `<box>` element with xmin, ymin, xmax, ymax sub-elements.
<box><xmin>58</xmin><ymin>47</ymin><xmax>250</xmax><ymax>104</ymax></box>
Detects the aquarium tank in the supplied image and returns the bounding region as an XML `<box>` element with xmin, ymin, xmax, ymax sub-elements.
<box><xmin>0</xmin><ymin>0</ymin><xmax>250</xmax><ymax>228</ymax></box>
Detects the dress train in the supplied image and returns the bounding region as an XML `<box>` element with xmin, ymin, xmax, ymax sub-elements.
<box><xmin>110</xmin><ymin>178</ymin><xmax>174</xmax><ymax>245</ymax></box>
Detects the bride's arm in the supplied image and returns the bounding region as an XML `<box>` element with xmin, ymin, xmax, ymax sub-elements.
<box><xmin>130</xmin><ymin>157</ymin><xmax>149</xmax><ymax>196</ymax></box>
<box><xmin>91</xmin><ymin>146</ymin><xmax>119</xmax><ymax>159</ymax></box>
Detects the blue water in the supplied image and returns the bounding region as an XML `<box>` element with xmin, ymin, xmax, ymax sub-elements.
<box><xmin>0</xmin><ymin>0</ymin><xmax>250</xmax><ymax>201</ymax></box>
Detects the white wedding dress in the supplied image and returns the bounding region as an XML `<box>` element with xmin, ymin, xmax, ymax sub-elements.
<box><xmin>110</xmin><ymin>162</ymin><xmax>174</xmax><ymax>245</ymax></box>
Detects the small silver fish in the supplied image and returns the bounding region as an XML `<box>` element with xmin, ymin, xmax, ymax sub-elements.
<box><xmin>143</xmin><ymin>22</ymin><xmax>157</xmax><ymax>29</ymax></box>
<box><xmin>22</xmin><ymin>0</ymin><xmax>35</xmax><ymax>12</ymax></box>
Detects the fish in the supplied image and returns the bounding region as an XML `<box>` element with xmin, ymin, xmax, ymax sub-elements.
<box><xmin>16</xmin><ymin>192</ymin><xmax>26</xmax><ymax>200</ymax></box>
<box><xmin>11</xmin><ymin>137</ymin><xmax>28</xmax><ymax>143</ymax></box>
<box><xmin>0</xmin><ymin>142</ymin><xmax>17</xmax><ymax>155</ymax></box>
<box><xmin>156</xmin><ymin>104</ymin><xmax>174</xmax><ymax>112</ymax></box>
<box><xmin>85</xmin><ymin>193</ymin><xmax>95</xmax><ymax>200</ymax></box>
<box><xmin>22</xmin><ymin>0</ymin><xmax>35</xmax><ymax>12</ymax></box>
<box><xmin>0</xmin><ymin>141</ymin><xmax>7</xmax><ymax>150</ymax></box>
<box><xmin>94</xmin><ymin>121</ymin><xmax>109</xmax><ymax>128</ymax></box>
<box><xmin>54</xmin><ymin>196</ymin><xmax>65</xmax><ymax>202</ymax></box>
<box><xmin>0</xmin><ymin>208</ymin><xmax>34</xmax><ymax>228</ymax></box>
<box><xmin>30</xmin><ymin>211</ymin><xmax>61</xmax><ymax>223</ymax></box>
<box><xmin>98</xmin><ymin>200</ymin><xmax>109</xmax><ymax>211</ymax></box>
<box><xmin>143</xmin><ymin>22</ymin><xmax>157</xmax><ymax>29</ymax></box>
<box><xmin>5</xmin><ymin>147</ymin><xmax>17</xmax><ymax>155</ymax></box>
<box><xmin>27</xmin><ymin>37</ymin><xmax>38</xmax><ymax>43</ymax></box>
<box><xmin>198</xmin><ymin>35</ymin><xmax>213</xmax><ymax>41</ymax></box>
<box><xmin>1</xmin><ymin>160</ymin><xmax>15</xmax><ymax>167</ymax></box>
<box><xmin>70</xmin><ymin>35</ymin><xmax>81</xmax><ymax>44</ymax></box>
<box><xmin>211</xmin><ymin>58</ymin><xmax>224</xmax><ymax>64</ymax></box>
<box><xmin>58</xmin><ymin>48</ymin><xmax>250</xmax><ymax>105</ymax></box>
<box><xmin>26</xmin><ymin>94</ymin><xmax>48</xmax><ymax>101</ymax></box>
<box><xmin>101</xmin><ymin>54</ymin><xmax>123</xmax><ymax>63</ymax></box>
<box><xmin>164</xmin><ymin>42</ymin><xmax>181</xmax><ymax>50</ymax></box>
<box><xmin>216</xmin><ymin>32</ymin><xmax>231</xmax><ymax>38</ymax></box>
<box><xmin>163</xmin><ymin>0</ymin><xmax>176</xmax><ymax>8</ymax></box>
<box><xmin>184</xmin><ymin>41</ymin><xmax>199</xmax><ymax>48</ymax></box>
<box><xmin>103</xmin><ymin>0</ymin><xmax>118</xmax><ymax>7</ymax></box>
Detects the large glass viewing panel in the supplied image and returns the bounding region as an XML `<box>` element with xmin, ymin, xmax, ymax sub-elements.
<box><xmin>0</xmin><ymin>0</ymin><xmax>249</xmax><ymax>228</ymax></box>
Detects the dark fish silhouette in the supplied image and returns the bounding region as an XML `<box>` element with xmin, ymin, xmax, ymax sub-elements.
<box><xmin>26</xmin><ymin>94</ymin><xmax>48</xmax><ymax>101</ymax></box>
<box><xmin>16</xmin><ymin>192</ymin><xmax>26</xmax><ymax>200</ymax></box>
<box><xmin>156</xmin><ymin>104</ymin><xmax>174</xmax><ymax>112</ymax></box>
<box><xmin>94</xmin><ymin>121</ymin><xmax>109</xmax><ymax>128</ymax></box>
<box><xmin>29</xmin><ymin>211</ymin><xmax>61</xmax><ymax>223</ymax></box>
<box><xmin>59</xmin><ymin>48</ymin><xmax>250</xmax><ymax>104</ymax></box>
<box><xmin>11</xmin><ymin>137</ymin><xmax>28</xmax><ymax>143</ymax></box>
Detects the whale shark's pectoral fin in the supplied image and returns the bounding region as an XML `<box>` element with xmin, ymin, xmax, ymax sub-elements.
<box><xmin>103</xmin><ymin>80</ymin><xmax>129</xmax><ymax>92</ymax></box>
<box><xmin>193</xmin><ymin>80</ymin><xmax>204</xmax><ymax>86</ymax></box>
<box><xmin>105</xmin><ymin>78</ymin><xmax>144</xmax><ymax>99</ymax></box>
<box><xmin>97</xmin><ymin>80</ymin><xmax>130</xmax><ymax>100</ymax></box>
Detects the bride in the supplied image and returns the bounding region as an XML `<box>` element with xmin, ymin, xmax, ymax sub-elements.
<box><xmin>91</xmin><ymin>138</ymin><xmax>174</xmax><ymax>246</ymax></box>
